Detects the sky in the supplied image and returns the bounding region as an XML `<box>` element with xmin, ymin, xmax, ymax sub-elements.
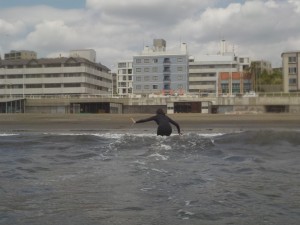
<box><xmin>1</xmin><ymin>0</ymin><xmax>300</xmax><ymax>69</ymax></box>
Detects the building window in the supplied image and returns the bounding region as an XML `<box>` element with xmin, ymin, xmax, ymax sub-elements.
<box><xmin>144</xmin><ymin>76</ymin><xmax>149</xmax><ymax>81</ymax></box>
<box><xmin>128</xmin><ymin>75</ymin><xmax>132</xmax><ymax>80</ymax></box>
<box><xmin>153</xmin><ymin>58</ymin><xmax>158</xmax><ymax>63</ymax></box>
<box><xmin>136</xmin><ymin>85</ymin><xmax>141</xmax><ymax>89</ymax></box>
<box><xmin>118</xmin><ymin>62</ymin><xmax>126</xmax><ymax>68</ymax></box>
<box><xmin>64</xmin><ymin>83</ymin><xmax>80</xmax><ymax>87</ymax></box>
<box><xmin>288</xmin><ymin>57</ymin><xmax>297</xmax><ymax>63</ymax></box>
<box><xmin>128</xmin><ymin>69</ymin><xmax>132</xmax><ymax>74</ymax></box>
<box><xmin>232</xmin><ymin>83</ymin><xmax>240</xmax><ymax>93</ymax></box>
<box><xmin>136</xmin><ymin>68</ymin><xmax>141</xmax><ymax>73</ymax></box>
<box><xmin>26</xmin><ymin>74</ymin><xmax>42</xmax><ymax>78</ymax></box>
<box><xmin>178</xmin><ymin>75</ymin><xmax>183</xmax><ymax>80</ymax></box>
<box><xmin>144</xmin><ymin>59</ymin><xmax>150</xmax><ymax>63</ymax></box>
<box><xmin>136</xmin><ymin>59</ymin><xmax>141</xmax><ymax>63</ymax></box>
<box><xmin>26</xmin><ymin>84</ymin><xmax>42</xmax><ymax>88</ymax></box>
<box><xmin>144</xmin><ymin>68</ymin><xmax>150</xmax><ymax>72</ymax></box>
<box><xmin>153</xmin><ymin>85</ymin><xmax>158</xmax><ymax>89</ymax></box>
<box><xmin>122</xmin><ymin>76</ymin><xmax>127</xmax><ymax>81</ymax></box>
<box><xmin>153</xmin><ymin>76</ymin><xmax>158</xmax><ymax>81</ymax></box>
<box><xmin>45</xmin><ymin>74</ymin><xmax>60</xmax><ymax>78</ymax></box>
<box><xmin>144</xmin><ymin>85</ymin><xmax>149</xmax><ymax>89</ymax></box>
<box><xmin>221</xmin><ymin>83</ymin><xmax>229</xmax><ymax>93</ymax></box>
<box><xmin>177</xmin><ymin>58</ymin><xmax>183</xmax><ymax>62</ymax></box>
<box><xmin>289</xmin><ymin>78</ymin><xmax>297</xmax><ymax>85</ymax></box>
<box><xmin>152</xmin><ymin>67</ymin><xmax>158</xmax><ymax>73</ymax></box>
<box><xmin>289</xmin><ymin>67</ymin><xmax>297</xmax><ymax>74</ymax></box>
<box><xmin>177</xmin><ymin>67</ymin><xmax>183</xmax><ymax>72</ymax></box>
<box><xmin>45</xmin><ymin>83</ymin><xmax>61</xmax><ymax>88</ymax></box>
<box><xmin>136</xmin><ymin>76</ymin><xmax>141</xmax><ymax>81</ymax></box>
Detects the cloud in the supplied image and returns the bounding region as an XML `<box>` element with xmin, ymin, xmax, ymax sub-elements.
<box><xmin>1</xmin><ymin>0</ymin><xmax>300</xmax><ymax>67</ymax></box>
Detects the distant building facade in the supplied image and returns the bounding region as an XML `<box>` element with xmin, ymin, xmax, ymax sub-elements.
<box><xmin>189</xmin><ymin>53</ymin><xmax>251</xmax><ymax>95</ymax></box>
<box><xmin>0</xmin><ymin>50</ymin><xmax>111</xmax><ymax>98</ymax></box>
<box><xmin>281</xmin><ymin>51</ymin><xmax>300</xmax><ymax>92</ymax></box>
<box><xmin>116</xmin><ymin>60</ymin><xmax>133</xmax><ymax>95</ymax></box>
<box><xmin>132</xmin><ymin>39</ymin><xmax>189</xmax><ymax>95</ymax></box>
<box><xmin>4</xmin><ymin>50</ymin><xmax>37</xmax><ymax>60</ymax></box>
<box><xmin>218</xmin><ymin>72</ymin><xmax>252</xmax><ymax>95</ymax></box>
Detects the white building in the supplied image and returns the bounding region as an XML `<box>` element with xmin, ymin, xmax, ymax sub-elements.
<box><xmin>116</xmin><ymin>60</ymin><xmax>133</xmax><ymax>96</ymax></box>
<box><xmin>281</xmin><ymin>51</ymin><xmax>300</xmax><ymax>92</ymax></box>
<box><xmin>132</xmin><ymin>39</ymin><xmax>189</xmax><ymax>96</ymax></box>
<box><xmin>0</xmin><ymin>50</ymin><xmax>111</xmax><ymax>98</ymax></box>
<box><xmin>189</xmin><ymin>44</ymin><xmax>251</xmax><ymax>95</ymax></box>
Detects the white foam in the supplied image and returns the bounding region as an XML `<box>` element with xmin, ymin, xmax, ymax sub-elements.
<box><xmin>0</xmin><ymin>133</ymin><xmax>18</xmax><ymax>136</ymax></box>
<box><xmin>148</xmin><ymin>153</ymin><xmax>169</xmax><ymax>161</ymax></box>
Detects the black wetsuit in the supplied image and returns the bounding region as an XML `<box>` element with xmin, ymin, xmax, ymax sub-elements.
<box><xmin>135</xmin><ymin>114</ymin><xmax>181</xmax><ymax>136</ymax></box>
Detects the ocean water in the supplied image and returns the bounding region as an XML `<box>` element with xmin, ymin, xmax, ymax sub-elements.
<box><xmin>0</xmin><ymin>130</ymin><xmax>299</xmax><ymax>225</ymax></box>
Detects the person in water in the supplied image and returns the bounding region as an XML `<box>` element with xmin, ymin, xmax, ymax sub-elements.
<box><xmin>131</xmin><ymin>108</ymin><xmax>182</xmax><ymax>136</ymax></box>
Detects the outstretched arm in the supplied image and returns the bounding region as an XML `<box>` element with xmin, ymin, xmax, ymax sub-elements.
<box><xmin>134</xmin><ymin>116</ymin><xmax>157</xmax><ymax>124</ymax></box>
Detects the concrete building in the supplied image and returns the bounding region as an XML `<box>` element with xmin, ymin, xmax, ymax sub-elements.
<box><xmin>0</xmin><ymin>50</ymin><xmax>112</xmax><ymax>99</ymax></box>
<box><xmin>132</xmin><ymin>39</ymin><xmax>189</xmax><ymax>96</ymax></box>
<box><xmin>70</xmin><ymin>49</ymin><xmax>96</xmax><ymax>63</ymax></box>
<box><xmin>116</xmin><ymin>60</ymin><xmax>133</xmax><ymax>96</ymax></box>
<box><xmin>4</xmin><ymin>50</ymin><xmax>37</xmax><ymax>60</ymax></box>
<box><xmin>189</xmin><ymin>53</ymin><xmax>251</xmax><ymax>95</ymax></box>
<box><xmin>281</xmin><ymin>51</ymin><xmax>300</xmax><ymax>92</ymax></box>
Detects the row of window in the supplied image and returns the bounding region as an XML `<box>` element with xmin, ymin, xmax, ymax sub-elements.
<box><xmin>118</xmin><ymin>75</ymin><xmax>133</xmax><ymax>81</ymax></box>
<box><xmin>0</xmin><ymin>83</ymin><xmax>81</xmax><ymax>89</ymax></box>
<box><xmin>189</xmin><ymin>73</ymin><xmax>216</xmax><ymax>78</ymax></box>
<box><xmin>0</xmin><ymin>73</ymin><xmax>110</xmax><ymax>83</ymax></box>
<box><xmin>135</xmin><ymin>75</ymin><xmax>184</xmax><ymax>81</ymax></box>
<box><xmin>135</xmin><ymin>57</ymin><xmax>184</xmax><ymax>64</ymax></box>
<box><xmin>135</xmin><ymin>66</ymin><xmax>185</xmax><ymax>73</ymax></box>
<box><xmin>0</xmin><ymin>73</ymin><xmax>82</xmax><ymax>79</ymax></box>
<box><xmin>118</xmin><ymin>69</ymin><xmax>132</xmax><ymax>74</ymax></box>
<box><xmin>135</xmin><ymin>84</ymin><xmax>184</xmax><ymax>90</ymax></box>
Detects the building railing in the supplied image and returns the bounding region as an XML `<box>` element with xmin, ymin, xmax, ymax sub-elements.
<box><xmin>1</xmin><ymin>92</ymin><xmax>300</xmax><ymax>100</ymax></box>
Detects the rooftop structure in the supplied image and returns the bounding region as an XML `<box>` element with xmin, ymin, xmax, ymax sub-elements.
<box><xmin>4</xmin><ymin>50</ymin><xmax>37</xmax><ymax>60</ymax></box>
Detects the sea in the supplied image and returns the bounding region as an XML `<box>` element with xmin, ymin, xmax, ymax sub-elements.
<box><xmin>0</xmin><ymin>130</ymin><xmax>299</xmax><ymax>225</ymax></box>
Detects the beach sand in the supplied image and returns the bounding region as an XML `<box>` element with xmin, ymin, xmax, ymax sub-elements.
<box><xmin>0</xmin><ymin>113</ymin><xmax>300</xmax><ymax>133</ymax></box>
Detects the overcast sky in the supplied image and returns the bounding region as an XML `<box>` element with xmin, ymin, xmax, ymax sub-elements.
<box><xmin>1</xmin><ymin>0</ymin><xmax>300</xmax><ymax>68</ymax></box>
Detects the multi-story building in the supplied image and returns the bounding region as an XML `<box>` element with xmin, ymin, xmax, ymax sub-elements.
<box><xmin>189</xmin><ymin>53</ymin><xmax>251</xmax><ymax>95</ymax></box>
<box><xmin>116</xmin><ymin>60</ymin><xmax>133</xmax><ymax>95</ymax></box>
<box><xmin>0</xmin><ymin>50</ymin><xmax>112</xmax><ymax>98</ymax></box>
<box><xmin>281</xmin><ymin>51</ymin><xmax>300</xmax><ymax>92</ymax></box>
<box><xmin>4</xmin><ymin>50</ymin><xmax>37</xmax><ymax>60</ymax></box>
<box><xmin>132</xmin><ymin>39</ymin><xmax>189</xmax><ymax>95</ymax></box>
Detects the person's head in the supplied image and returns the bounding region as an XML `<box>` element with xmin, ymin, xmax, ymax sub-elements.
<box><xmin>156</xmin><ymin>108</ymin><xmax>165</xmax><ymax>115</ymax></box>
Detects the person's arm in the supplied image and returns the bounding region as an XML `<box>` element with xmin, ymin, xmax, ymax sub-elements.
<box><xmin>168</xmin><ymin>117</ymin><xmax>182</xmax><ymax>135</ymax></box>
<box><xmin>131</xmin><ymin>116</ymin><xmax>155</xmax><ymax>123</ymax></box>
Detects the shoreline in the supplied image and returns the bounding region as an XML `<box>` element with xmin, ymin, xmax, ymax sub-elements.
<box><xmin>0</xmin><ymin>113</ymin><xmax>300</xmax><ymax>133</ymax></box>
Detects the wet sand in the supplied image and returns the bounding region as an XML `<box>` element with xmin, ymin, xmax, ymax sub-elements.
<box><xmin>0</xmin><ymin>113</ymin><xmax>300</xmax><ymax>133</ymax></box>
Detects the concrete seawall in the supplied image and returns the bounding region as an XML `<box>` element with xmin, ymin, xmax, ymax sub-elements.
<box><xmin>1</xmin><ymin>95</ymin><xmax>300</xmax><ymax>114</ymax></box>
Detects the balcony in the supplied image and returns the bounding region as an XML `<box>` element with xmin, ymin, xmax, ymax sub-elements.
<box><xmin>163</xmin><ymin>58</ymin><xmax>171</xmax><ymax>64</ymax></box>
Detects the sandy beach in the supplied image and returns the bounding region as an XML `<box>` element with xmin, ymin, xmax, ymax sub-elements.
<box><xmin>0</xmin><ymin>113</ymin><xmax>300</xmax><ymax>133</ymax></box>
